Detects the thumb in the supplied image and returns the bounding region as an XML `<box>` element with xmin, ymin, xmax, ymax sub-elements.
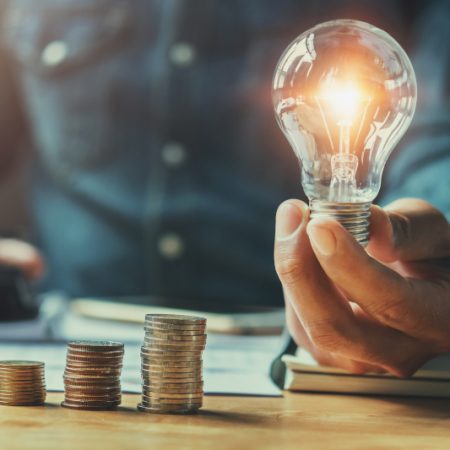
<box><xmin>274</xmin><ymin>199</ymin><xmax>310</xmax><ymax>284</ymax></box>
<box><xmin>367</xmin><ymin>198</ymin><xmax>450</xmax><ymax>262</ymax></box>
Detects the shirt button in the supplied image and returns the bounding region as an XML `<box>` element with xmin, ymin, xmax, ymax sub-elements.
<box><xmin>161</xmin><ymin>142</ymin><xmax>187</xmax><ymax>167</ymax></box>
<box><xmin>169</xmin><ymin>42</ymin><xmax>196</xmax><ymax>67</ymax></box>
<box><xmin>42</xmin><ymin>41</ymin><xmax>68</xmax><ymax>67</ymax></box>
<box><xmin>158</xmin><ymin>234</ymin><xmax>184</xmax><ymax>260</ymax></box>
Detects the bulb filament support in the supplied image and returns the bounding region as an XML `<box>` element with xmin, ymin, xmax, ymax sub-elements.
<box><xmin>309</xmin><ymin>200</ymin><xmax>371</xmax><ymax>247</ymax></box>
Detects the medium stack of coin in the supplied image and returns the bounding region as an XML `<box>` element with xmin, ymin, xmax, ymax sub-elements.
<box><xmin>0</xmin><ymin>360</ymin><xmax>46</xmax><ymax>406</ymax></box>
<box><xmin>139</xmin><ymin>314</ymin><xmax>207</xmax><ymax>414</ymax></box>
<box><xmin>62</xmin><ymin>341</ymin><xmax>124</xmax><ymax>410</ymax></box>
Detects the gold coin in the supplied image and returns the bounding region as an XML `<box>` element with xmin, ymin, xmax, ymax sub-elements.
<box><xmin>66</xmin><ymin>352</ymin><xmax>124</xmax><ymax>361</ymax></box>
<box><xmin>0</xmin><ymin>389</ymin><xmax>46</xmax><ymax>396</ymax></box>
<box><xmin>62</xmin><ymin>397</ymin><xmax>121</xmax><ymax>405</ymax></box>
<box><xmin>141</xmin><ymin>346</ymin><xmax>203</xmax><ymax>353</ymax></box>
<box><xmin>142</xmin><ymin>375</ymin><xmax>202</xmax><ymax>383</ymax></box>
<box><xmin>143</xmin><ymin>339</ymin><xmax>206</xmax><ymax>350</ymax></box>
<box><xmin>141</xmin><ymin>402</ymin><xmax>202</xmax><ymax>410</ymax></box>
<box><xmin>141</xmin><ymin>371</ymin><xmax>201</xmax><ymax>379</ymax></box>
<box><xmin>145</xmin><ymin>333</ymin><xmax>207</xmax><ymax>342</ymax></box>
<box><xmin>144</xmin><ymin>323</ymin><xmax>206</xmax><ymax>331</ymax></box>
<box><xmin>66</xmin><ymin>357</ymin><xmax>123</xmax><ymax>365</ymax></box>
<box><xmin>0</xmin><ymin>380</ymin><xmax>45</xmax><ymax>386</ymax></box>
<box><xmin>66</xmin><ymin>353</ymin><xmax>123</xmax><ymax>362</ymax></box>
<box><xmin>141</xmin><ymin>357</ymin><xmax>202</xmax><ymax>365</ymax></box>
<box><xmin>0</xmin><ymin>396</ymin><xmax>46</xmax><ymax>403</ymax></box>
<box><xmin>64</xmin><ymin>388</ymin><xmax>121</xmax><ymax>396</ymax></box>
<box><xmin>61</xmin><ymin>401</ymin><xmax>118</xmax><ymax>410</ymax></box>
<box><xmin>0</xmin><ymin>371</ymin><xmax>44</xmax><ymax>376</ymax></box>
<box><xmin>64</xmin><ymin>368</ymin><xmax>122</xmax><ymax>375</ymax></box>
<box><xmin>137</xmin><ymin>402</ymin><xmax>200</xmax><ymax>414</ymax></box>
<box><xmin>141</xmin><ymin>366</ymin><xmax>202</xmax><ymax>375</ymax></box>
<box><xmin>142</xmin><ymin>390</ymin><xmax>203</xmax><ymax>399</ymax></box>
<box><xmin>0</xmin><ymin>371</ymin><xmax>45</xmax><ymax>376</ymax></box>
<box><xmin>0</xmin><ymin>368</ymin><xmax>44</xmax><ymax>374</ymax></box>
<box><xmin>64</xmin><ymin>384</ymin><xmax>120</xmax><ymax>391</ymax></box>
<box><xmin>0</xmin><ymin>361</ymin><xmax>44</xmax><ymax>369</ymax></box>
<box><xmin>141</xmin><ymin>349</ymin><xmax>203</xmax><ymax>358</ymax></box>
<box><xmin>144</xmin><ymin>328</ymin><xmax>206</xmax><ymax>337</ymax></box>
<box><xmin>141</xmin><ymin>363</ymin><xmax>202</xmax><ymax>371</ymax></box>
<box><xmin>68</xmin><ymin>341</ymin><xmax>124</xmax><ymax>351</ymax></box>
<box><xmin>145</xmin><ymin>337</ymin><xmax>204</xmax><ymax>347</ymax></box>
<box><xmin>0</xmin><ymin>400</ymin><xmax>45</xmax><ymax>406</ymax></box>
<box><xmin>141</xmin><ymin>373</ymin><xmax>203</xmax><ymax>383</ymax></box>
<box><xmin>143</xmin><ymin>327</ymin><xmax>205</xmax><ymax>335</ymax></box>
<box><xmin>145</xmin><ymin>342</ymin><xmax>204</xmax><ymax>357</ymax></box>
<box><xmin>64</xmin><ymin>363</ymin><xmax>122</xmax><ymax>369</ymax></box>
<box><xmin>64</xmin><ymin>375</ymin><xmax>121</xmax><ymax>383</ymax></box>
<box><xmin>143</xmin><ymin>383</ymin><xmax>203</xmax><ymax>391</ymax></box>
<box><xmin>64</xmin><ymin>394</ymin><xmax>121</xmax><ymax>401</ymax></box>
<box><xmin>64</xmin><ymin>394</ymin><xmax>121</xmax><ymax>400</ymax></box>
<box><xmin>67</xmin><ymin>346</ymin><xmax>124</xmax><ymax>353</ymax></box>
<box><xmin>64</xmin><ymin>366</ymin><xmax>122</xmax><ymax>374</ymax></box>
<box><xmin>0</xmin><ymin>387</ymin><xmax>45</xmax><ymax>393</ymax></box>
<box><xmin>64</xmin><ymin>382</ymin><xmax>120</xmax><ymax>389</ymax></box>
<box><xmin>145</xmin><ymin>314</ymin><xmax>206</xmax><ymax>324</ymax></box>
<box><xmin>141</xmin><ymin>397</ymin><xmax>203</xmax><ymax>406</ymax></box>
<box><xmin>0</xmin><ymin>394</ymin><xmax>45</xmax><ymax>402</ymax></box>
<box><xmin>143</xmin><ymin>380</ymin><xmax>203</xmax><ymax>389</ymax></box>
<box><xmin>142</xmin><ymin>396</ymin><xmax>202</xmax><ymax>404</ymax></box>
<box><xmin>140</xmin><ymin>399</ymin><xmax>202</xmax><ymax>407</ymax></box>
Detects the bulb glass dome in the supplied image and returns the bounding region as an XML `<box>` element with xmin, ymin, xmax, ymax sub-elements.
<box><xmin>273</xmin><ymin>20</ymin><xmax>417</xmax><ymax>206</ymax></box>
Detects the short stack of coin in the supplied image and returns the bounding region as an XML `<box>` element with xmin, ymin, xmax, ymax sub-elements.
<box><xmin>139</xmin><ymin>314</ymin><xmax>207</xmax><ymax>414</ymax></box>
<box><xmin>0</xmin><ymin>361</ymin><xmax>46</xmax><ymax>406</ymax></box>
<box><xmin>62</xmin><ymin>341</ymin><xmax>124</xmax><ymax>410</ymax></box>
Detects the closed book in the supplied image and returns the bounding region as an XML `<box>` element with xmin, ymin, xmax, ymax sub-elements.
<box><xmin>283</xmin><ymin>349</ymin><xmax>450</xmax><ymax>398</ymax></box>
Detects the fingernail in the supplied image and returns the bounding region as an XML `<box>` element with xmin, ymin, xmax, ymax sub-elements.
<box><xmin>307</xmin><ymin>221</ymin><xmax>336</xmax><ymax>256</ymax></box>
<box><xmin>276</xmin><ymin>202</ymin><xmax>303</xmax><ymax>240</ymax></box>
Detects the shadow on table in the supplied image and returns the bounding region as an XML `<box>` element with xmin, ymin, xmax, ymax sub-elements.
<box><xmin>117</xmin><ymin>404</ymin><xmax>264</xmax><ymax>425</ymax></box>
<box><xmin>197</xmin><ymin>409</ymin><xmax>265</xmax><ymax>425</ymax></box>
<box><xmin>376</xmin><ymin>396</ymin><xmax>450</xmax><ymax>416</ymax></box>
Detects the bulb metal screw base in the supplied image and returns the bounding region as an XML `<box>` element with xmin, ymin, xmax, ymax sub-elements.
<box><xmin>309</xmin><ymin>200</ymin><xmax>371</xmax><ymax>247</ymax></box>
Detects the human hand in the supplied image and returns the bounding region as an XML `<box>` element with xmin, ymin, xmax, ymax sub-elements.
<box><xmin>0</xmin><ymin>239</ymin><xmax>45</xmax><ymax>281</ymax></box>
<box><xmin>274</xmin><ymin>198</ymin><xmax>450</xmax><ymax>376</ymax></box>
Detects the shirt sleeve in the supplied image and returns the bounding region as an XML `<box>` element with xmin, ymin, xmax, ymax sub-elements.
<box><xmin>379</xmin><ymin>0</ymin><xmax>450</xmax><ymax>221</ymax></box>
<box><xmin>0</xmin><ymin>1</ymin><xmax>27</xmax><ymax>175</ymax></box>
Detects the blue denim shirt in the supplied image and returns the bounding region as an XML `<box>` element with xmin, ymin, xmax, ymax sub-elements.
<box><xmin>0</xmin><ymin>0</ymin><xmax>449</xmax><ymax>308</ymax></box>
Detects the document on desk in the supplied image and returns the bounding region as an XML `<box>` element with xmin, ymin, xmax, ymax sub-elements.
<box><xmin>0</xmin><ymin>334</ymin><xmax>282</xmax><ymax>396</ymax></box>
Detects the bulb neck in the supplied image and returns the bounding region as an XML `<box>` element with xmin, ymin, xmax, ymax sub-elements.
<box><xmin>309</xmin><ymin>200</ymin><xmax>371</xmax><ymax>247</ymax></box>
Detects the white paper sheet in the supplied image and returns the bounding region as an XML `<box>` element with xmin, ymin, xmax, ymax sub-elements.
<box><xmin>0</xmin><ymin>334</ymin><xmax>282</xmax><ymax>396</ymax></box>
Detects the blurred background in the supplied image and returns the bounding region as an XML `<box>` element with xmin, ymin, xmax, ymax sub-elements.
<box><xmin>0</xmin><ymin>0</ymin><xmax>448</xmax><ymax>337</ymax></box>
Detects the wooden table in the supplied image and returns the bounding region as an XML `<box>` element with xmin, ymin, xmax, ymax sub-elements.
<box><xmin>1</xmin><ymin>392</ymin><xmax>449</xmax><ymax>449</ymax></box>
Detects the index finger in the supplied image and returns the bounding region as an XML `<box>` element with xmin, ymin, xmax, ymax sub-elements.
<box><xmin>368</xmin><ymin>198</ymin><xmax>450</xmax><ymax>263</ymax></box>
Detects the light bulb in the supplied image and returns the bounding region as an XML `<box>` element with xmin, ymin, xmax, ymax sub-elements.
<box><xmin>272</xmin><ymin>20</ymin><xmax>417</xmax><ymax>245</ymax></box>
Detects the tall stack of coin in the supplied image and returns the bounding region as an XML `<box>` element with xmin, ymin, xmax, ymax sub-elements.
<box><xmin>62</xmin><ymin>341</ymin><xmax>124</xmax><ymax>410</ymax></box>
<box><xmin>0</xmin><ymin>361</ymin><xmax>46</xmax><ymax>406</ymax></box>
<box><xmin>139</xmin><ymin>314</ymin><xmax>207</xmax><ymax>414</ymax></box>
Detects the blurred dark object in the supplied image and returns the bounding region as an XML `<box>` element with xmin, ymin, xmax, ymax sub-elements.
<box><xmin>0</xmin><ymin>265</ymin><xmax>38</xmax><ymax>322</ymax></box>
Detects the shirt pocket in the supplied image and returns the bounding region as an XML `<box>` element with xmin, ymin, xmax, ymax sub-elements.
<box><xmin>2</xmin><ymin>0</ymin><xmax>135</xmax><ymax>174</ymax></box>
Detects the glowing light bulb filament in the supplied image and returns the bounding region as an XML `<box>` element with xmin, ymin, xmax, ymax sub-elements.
<box><xmin>313</xmin><ymin>84</ymin><xmax>362</xmax><ymax>201</ymax></box>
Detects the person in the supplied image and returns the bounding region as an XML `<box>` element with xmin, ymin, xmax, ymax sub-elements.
<box><xmin>271</xmin><ymin>1</ymin><xmax>450</xmax><ymax>377</ymax></box>
<box><xmin>0</xmin><ymin>1</ymin><xmax>448</xmax><ymax>374</ymax></box>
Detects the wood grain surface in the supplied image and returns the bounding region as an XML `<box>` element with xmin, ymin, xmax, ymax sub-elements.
<box><xmin>0</xmin><ymin>392</ymin><xmax>449</xmax><ymax>450</ymax></box>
